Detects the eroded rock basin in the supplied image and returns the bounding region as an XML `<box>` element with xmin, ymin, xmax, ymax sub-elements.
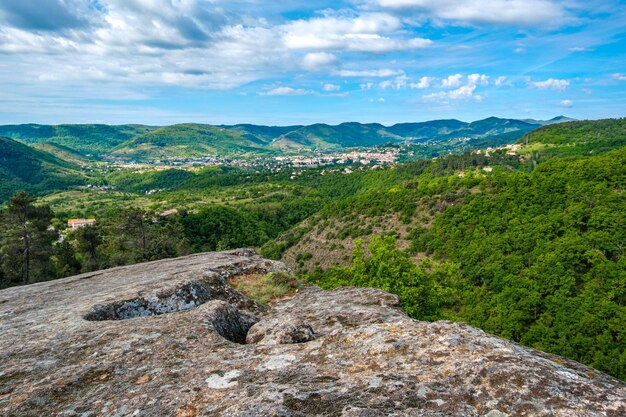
<box><xmin>0</xmin><ymin>250</ymin><xmax>624</xmax><ymax>417</ymax></box>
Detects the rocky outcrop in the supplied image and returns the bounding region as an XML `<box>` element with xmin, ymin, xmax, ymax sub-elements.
<box><xmin>0</xmin><ymin>250</ymin><xmax>624</xmax><ymax>417</ymax></box>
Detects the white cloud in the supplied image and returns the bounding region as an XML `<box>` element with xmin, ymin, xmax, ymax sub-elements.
<box><xmin>302</xmin><ymin>52</ymin><xmax>337</xmax><ymax>70</ymax></box>
<box><xmin>410</xmin><ymin>76</ymin><xmax>433</xmax><ymax>89</ymax></box>
<box><xmin>261</xmin><ymin>87</ymin><xmax>314</xmax><ymax>96</ymax></box>
<box><xmin>338</xmin><ymin>69</ymin><xmax>403</xmax><ymax>77</ymax></box>
<box><xmin>323</xmin><ymin>83</ymin><xmax>341</xmax><ymax>91</ymax></box>
<box><xmin>568</xmin><ymin>47</ymin><xmax>588</xmax><ymax>52</ymax></box>
<box><xmin>369</xmin><ymin>97</ymin><xmax>385</xmax><ymax>102</ymax></box>
<box><xmin>423</xmin><ymin>84</ymin><xmax>480</xmax><ymax>102</ymax></box>
<box><xmin>441</xmin><ymin>73</ymin><xmax>463</xmax><ymax>88</ymax></box>
<box><xmin>282</xmin><ymin>13</ymin><xmax>432</xmax><ymax>52</ymax></box>
<box><xmin>423</xmin><ymin>73</ymin><xmax>489</xmax><ymax>102</ymax></box>
<box><xmin>0</xmin><ymin>3</ymin><xmax>433</xmax><ymax>94</ymax></box>
<box><xmin>514</xmin><ymin>47</ymin><xmax>526</xmax><ymax>54</ymax></box>
<box><xmin>376</xmin><ymin>0</ymin><xmax>569</xmax><ymax>26</ymax></box>
<box><xmin>494</xmin><ymin>76</ymin><xmax>507</xmax><ymax>86</ymax></box>
<box><xmin>468</xmin><ymin>73</ymin><xmax>489</xmax><ymax>86</ymax></box>
<box><xmin>612</xmin><ymin>73</ymin><xmax>626</xmax><ymax>81</ymax></box>
<box><xmin>379</xmin><ymin>75</ymin><xmax>409</xmax><ymax>90</ymax></box>
<box><xmin>360</xmin><ymin>82</ymin><xmax>374</xmax><ymax>90</ymax></box>
<box><xmin>530</xmin><ymin>78</ymin><xmax>570</xmax><ymax>91</ymax></box>
<box><xmin>560</xmin><ymin>99</ymin><xmax>573</xmax><ymax>107</ymax></box>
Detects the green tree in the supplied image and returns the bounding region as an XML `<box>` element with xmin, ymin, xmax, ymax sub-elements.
<box><xmin>73</xmin><ymin>224</ymin><xmax>103</xmax><ymax>272</ymax></box>
<box><xmin>54</xmin><ymin>240</ymin><xmax>81</xmax><ymax>278</ymax></box>
<box><xmin>0</xmin><ymin>192</ymin><xmax>57</xmax><ymax>287</ymax></box>
<box><xmin>104</xmin><ymin>208</ymin><xmax>150</xmax><ymax>265</ymax></box>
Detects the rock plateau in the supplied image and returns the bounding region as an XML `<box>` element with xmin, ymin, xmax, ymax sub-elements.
<box><xmin>0</xmin><ymin>250</ymin><xmax>624</xmax><ymax>416</ymax></box>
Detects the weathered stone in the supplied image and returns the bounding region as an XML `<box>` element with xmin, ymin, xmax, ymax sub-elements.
<box><xmin>0</xmin><ymin>250</ymin><xmax>624</xmax><ymax>417</ymax></box>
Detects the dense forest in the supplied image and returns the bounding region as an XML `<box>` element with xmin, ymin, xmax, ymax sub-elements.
<box><xmin>0</xmin><ymin>118</ymin><xmax>624</xmax><ymax>381</ymax></box>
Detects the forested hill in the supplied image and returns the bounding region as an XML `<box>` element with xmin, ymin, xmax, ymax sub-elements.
<box><xmin>0</xmin><ymin>117</ymin><xmax>557</xmax><ymax>160</ymax></box>
<box><xmin>0</xmin><ymin>124</ymin><xmax>158</xmax><ymax>156</ymax></box>
<box><xmin>520</xmin><ymin>117</ymin><xmax>626</xmax><ymax>146</ymax></box>
<box><xmin>0</xmin><ymin>136</ymin><xmax>84</xmax><ymax>201</ymax></box>
<box><xmin>267</xmin><ymin>118</ymin><xmax>626</xmax><ymax>380</ymax></box>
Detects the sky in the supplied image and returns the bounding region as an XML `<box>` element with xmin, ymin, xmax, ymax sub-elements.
<box><xmin>0</xmin><ymin>0</ymin><xmax>625</xmax><ymax>126</ymax></box>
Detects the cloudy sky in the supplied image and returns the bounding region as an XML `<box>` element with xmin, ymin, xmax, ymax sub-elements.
<box><xmin>0</xmin><ymin>0</ymin><xmax>625</xmax><ymax>125</ymax></box>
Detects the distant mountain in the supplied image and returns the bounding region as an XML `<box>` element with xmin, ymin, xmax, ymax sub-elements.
<box><xmin>1</xmin><ymin>117</ymin><xmax>560</xmax><ymax>161</ymax></box>
<box><xmin>111</xmin><ymin>124</ymin><xmax>275</xmax><ymax>160</ymax></box>
<box><xmin>521</xmin><ymin>116</ymin><xmax>577</xmax><ymax>126</ymax></box>
<box><xmin>271</xmin><ymin>122</ymin><xmax>396</xmax><ymax>150</ymax></box>
<box><xmin>386</xmin><ymin>119</ymin><xmax>467</xmax><ymax>140</ymax></box>
<box><xmin>0</xmin><ymin>136</ymin><xmax>84</xmax><ymax>202</ymax></box>
<box><xmin>223</xmin><ymin>124</ymin><xmax>302</xmax><ymax>143</ymax></box>
<box><xmin>0</xmin><ymin>124</ymin><xmax>157</xmax><ymax>156</ymax></box>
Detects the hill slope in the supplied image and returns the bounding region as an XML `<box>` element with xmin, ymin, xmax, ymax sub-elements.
<box><xmin>1</xmin><ymin>117</ymin><xmax>558</xmax><ymax>161</ymax></box>
<box><xmin>265</xmin><ymin>119</ymin><xmax>626</xmax><ymax>380</ymax></box>
<box><xmin>111</xmin><ymin>123</ymin><xmax>276</xmax><ymax>160</ymax></box>
<box><xmin>0</xmin><ymin>124</ymin><xmax>157</xmax><ymax>156</ymax></box>
<box><xmin>0</xmin><ymin>136</ymin><xmax>85</xmax><ymax>202</ymax></box>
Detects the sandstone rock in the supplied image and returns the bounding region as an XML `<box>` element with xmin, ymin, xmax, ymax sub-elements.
<box><xmin>0</xmin><ymin>250</ymin><xmax>624</xmax><ymax>416</ymax></box>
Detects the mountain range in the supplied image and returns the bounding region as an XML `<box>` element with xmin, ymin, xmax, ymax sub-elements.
<box><xmin>0</xmin><ymin>116</ymin><xmax>572</xmax><ymax>161</ymax></box>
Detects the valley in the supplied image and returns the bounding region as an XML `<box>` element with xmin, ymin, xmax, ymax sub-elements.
<box><xmin>1</xmin><ymin>117</ymin><xmax>625</xmax><ymax>382</ymax></box>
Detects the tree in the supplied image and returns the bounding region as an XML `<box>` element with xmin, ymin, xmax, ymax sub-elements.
<box><xmin>74</xmin><ymin>224</ymin><xmax>103</xmax><ymax>272</ymax></box>
<box><xmin>0</xmin><ymin>192</ymin><xmax>57</xmax><ymax>287</ymax></box>
<box><xmin>54</xmin><ymin>240</ymin><xmax>81</xmax><ymax>278</ymax></box>
<box><xmin>103</xmin><ymin>208</ymin><xmax>150</xmax><ymax>266</ymax></box>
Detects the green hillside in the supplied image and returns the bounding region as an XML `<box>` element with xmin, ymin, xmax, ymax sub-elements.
<box><xmin>0</xmin><ymin>124</ymin><xmax>157</xmax><ymax>156</ymax></box>
<box><xmin>271</xmin><ymin>122</ymin><xmax>396</xmax><ymax>150</ymax></box>
<box><xmin>31</xmin><ymin>142</ymin><xmax>91</xmax><ymax>165</ymax></box>
<box><xmin>0</xmin><ymin>117</ymin><xmax>555</xmax><ymax>161</ymax></box>
<box><xmin>0</xmin><ymin>137</ymin><xmax>85</xmax><ymax>202</ymax></box>
<box><xmin>521</xmin><ymin>118</ymin><xmax>626</xmax><ymax>146</ymax></box>
<box><xmin>386</xmin><ymin>119</ymin><xmax>467</xmax><ymax>139</ymax></box>
<box><xmin>225</xmin><ymin>124</ymin><xmax>302</xmax><ymax>143</ymax></box>
<box><xmin>112</xmin><ymin>123</ymin><xmax>276</xmax><ymax>160</ymax></box>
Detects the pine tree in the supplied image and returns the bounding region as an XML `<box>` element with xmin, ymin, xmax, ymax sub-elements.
<box><xmin>74</xmin><ymin>224</ymin><xmax>103</xmax><ymax>272</ymax></box>
<box><xmin>0</xmin><ymin>192</ymin><xmax>57</xmax><ymax>287</ymax></box>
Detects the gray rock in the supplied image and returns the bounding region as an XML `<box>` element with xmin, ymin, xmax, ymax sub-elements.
<box><xmin>0</xmin><ymin>250</ymin><xmax>624</xmax><ymax>417</ymax></box>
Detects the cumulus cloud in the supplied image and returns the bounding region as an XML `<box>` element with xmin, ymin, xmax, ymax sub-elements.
<box><xmin>423</xmin><ymin>85</ymin><xmax>480</xmax><ymax>102</ymax></box>
<box><xmin>323</xmin><ymin>83</ymin><xmax>341</xmax><ymax>91</ymax></box>
<box><xmin>260</xmin><ymin>86</ymin><xmax>314</xmax><ymax>96</ymax></box>
<box><xmin>530</xmin><ymin>78</ymin><xmax>570</xmax><ymax>91</ymax></box>
<box><xmin>441</xmin><ymin>74</ymin><xmax>463</xmax><ymax>88</ymax></box>
<box><xmin>560</xmin><ymin>99</ymin><xmax>573</xmax><ymax>107</ymax></box>
<box><xmin>282</xmin><ymin>13</ymin><xmax>431</xmax><ymax>52</ymax></box>
<box><xmin>379</xmin><ymin>75</ymin><xmax>409</xmax><ymax>90</ymax></box>
<box><xmin>0</xmin><ymin>1</ymin><xmax>433</xmax><ymax>93</ymax></box>
<box><xmin>468</xmin><ymin>73</ymin><xmax>489</xmax><ymax>86</ymax></box>
<box><xmin>494</xmin><ymin>76</ymin><xmax>507</xmax><ymax>86</ymax></box>
<box><xmin>410</xmin><ymin>76</ymin><xmax>433</xmax><ymax>89</ymax></box>
<box><xmin>376</xmin><ymin>0</ymin><xmax>569</xmax><ymax>26</ymax></box>
<box><xmin>302</xmin><ymin>52</ymin><xmax>337</xmax><ymax>70</ymax></box>
<box><xmin>422</xmin><ymin>73</ymin><xmax>489</xmax><ymax>102</ymax></box>
<box><xmin>612</xmin><ymin>73</ymin><xmax>626</xmax><ymax>81</ymax></box>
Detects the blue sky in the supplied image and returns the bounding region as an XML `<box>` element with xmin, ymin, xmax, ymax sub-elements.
<box><xmin>0</xmin><ymin>0</ymin><xmax>624</xmax><ymax>125</ymax></box>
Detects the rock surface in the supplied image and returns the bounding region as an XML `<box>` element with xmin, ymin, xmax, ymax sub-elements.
<box><xmin>0</xmin><ymin>250</ymin><xmax>624</xmax><ymax>417</ymax></box>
